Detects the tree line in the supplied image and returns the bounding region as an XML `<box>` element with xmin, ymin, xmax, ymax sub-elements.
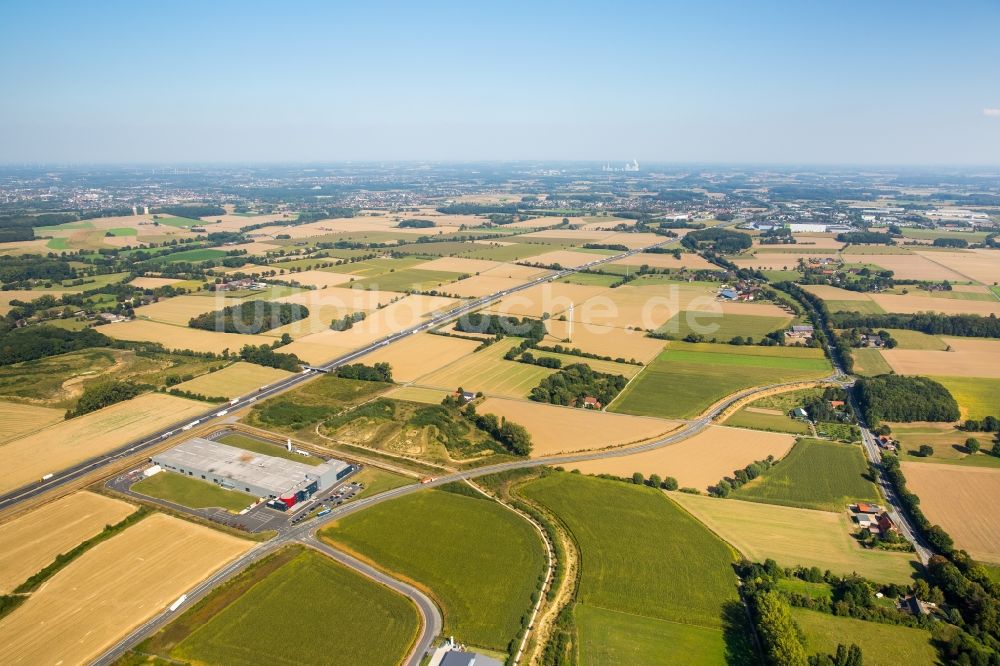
<box><xmin>830</xmin><ymin>312</ymin><xmax>1000</xmax><ymax>339</ymax></box>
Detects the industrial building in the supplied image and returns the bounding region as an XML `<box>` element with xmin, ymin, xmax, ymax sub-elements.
<box><xmin>152</xmin><ymin>438</ymin><xmax>351</xmax><ymax>509</ymax></box>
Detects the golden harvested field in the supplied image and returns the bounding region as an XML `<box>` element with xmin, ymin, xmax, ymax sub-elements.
<box><xmin>670</xmin><ymin>493</ymin><xmax>917</xmax><ymax>583</ymax></box>
<box><xmin>861</xmin><ymin>254</ymin><xmax>967</xmax><ymax>281</ymax></box>
<box><xmin>0</xmin><ymin>513</ymin><xmax>250</xmax><ymax>666</ymax></box>
<box><xmin>802</xmin><ymin>285</ymin><xmax>872</xmax><ymax>301</ymax></box>
<box><xmin>442</xmin><ymin>275</ymin><xmax>529</xmax><ymax>298</ymax></box>
<box><xmin>416</xmin><ymin>338</ymin><xmax>556</xmax><ymax>398</ymax></box>
<box><xmin>543</xmin><ymin>319</ymin><xmax>667</xmax><ymax>363</ymax></box>
<box><xmin>915</xmin><ymin>250</ymin><xmax>1000</xmax><ymax>284</ymax></box>
<box><xmin>486</xmin><ymin>282</ymin><xmax>609</xmax><ymax>318</ymax></box>
<box><xmin>134</xmin><ymin>294</ymin><xmax>242</xmax><ymax>326</ymax></box>
<box><xmin>128</xmin><ymin>276</ymin><xmax>184</xmax><ymax>289</ymax></box>
<box><xmin>607</xmin><ymin>251</ymin><xmax>717</xmax><ymax>270</ymax></box>
<box><xmin>413</xmin><ymin>256</ymin><xmax>504</xmax><ymax>274</ymax></box>
<box><xmin>573</xmin><ymin>283</ymin><xmax>716</xmax><ymax>330</ymax></box>
<box><xmin>881</xmin><ymin>341</ymin><xmax>1000</xmax><ymax>378</ymax></box>
<box><xmin>0</xmin><ymin>393</ymin><xmax>208</xmax><ymax>494</ymax></box>
<box><xmin>218</xmin><ymin>263</ymin><xmax>272</xmax><ymax>276</ymax></box>
<box><xmin>282</xmin><ymin>269</ymin><xmax>354</xmax><ymax>288</ymax></box>
<box><xmin>902</xmin><ymin>462</ymin><xmax>1000</xmax><ymax>563</ymax></box>
<box><xmin>275</xmin><ymin>286</ymin><xmax>402</xmax><ymax>311</ymax></box>
<box><xmin>570</xmin><ymin>425</ymin><xmax>796</xmax><ymax>490</ymax></box>
<box><xmin>279</xmin><ymin>295</ymin><xmax>457</xmax><ymax>364</ymax></box>
<box><xmin>102</xmin><ymin>319</ymin><xmax>276</xmax><ymax>354</ymax></box>
<box><xmin>218</xmin><ymin>241</ymin><xmax>281</xmax><ymax>255</ymax></box>
<box><xmin>172</xmin><ymin>362</ymin><xmax>293</xmax><ymax>398</ymax></box>
<box><xmin>0</xmin><ymin>491</ymin><xmax>135</xmax><ymax>593</ymax></box>
<box><xmin>476</xmin><ymin>396</ymin><xmax>681</xmax><ymax>456</ymax></box>
<box><xmin>868</xmin><ymin>293</ymin><xmax>1000</xmax><ymax>316</ymax></box>
<box><xmin>507</xmin><ymin>219</ymin><xmax>602</xmax><ymax>231</ymax></box>
<box><xmin>781</xmin><ymin>235</ymin><xmax>845</xmax><ymax>249</ymax></box>
<box><xmin>600</xmin><ymin>232</ymin><xmax>670</xmax><ymax>249</ymax></box>
<box><xmin>521</xmin><ymin>249</ymin><xmax>611</xmax><ymax>268</ymax></box>
<box><xmin>0</xmin><ymin>289</ymin><xmax>68</xmax><ymax>315</ymax></box>
<box><xmin>0</xmin><ymin>400</ymin><xmax>64</xmax><ymax>444</ymax></box>
<box><xmin>360</xmin><ymin>332</ymin><xmax>480</xmax><ymax>382</ymax></box>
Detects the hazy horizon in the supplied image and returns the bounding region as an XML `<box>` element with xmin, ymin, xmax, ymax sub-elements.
<box><xmin>2</xmin><ymin>1</ymin><xmax>999</xmax><ymax>165</ymax></box>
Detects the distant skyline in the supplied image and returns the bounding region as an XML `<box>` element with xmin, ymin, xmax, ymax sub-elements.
<box><xmin>1</xmin><ymin>1</ymin><xmax>999</xmax><ymax>165</ymax></box>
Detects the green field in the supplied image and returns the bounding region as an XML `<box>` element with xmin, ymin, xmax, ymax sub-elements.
<box><xmin>457</xmin><ymin>242</ymin><xmax>552</xmax><ymax>262</ymax></box>
<box><xmin>522</xmin><ymin>473</ymin><xmax>753</xmax><ymax>665</ymax></box>
<box><xmin>883</xmin><ymin>329</ymin><xmax>947</xmax><ymax>350</ymax></box>
<box><xmin>792</xmin><ymin>608</ymin><xmax>938</xmax><ymax>666</ymax></box>
<box><xmin>106</xmin><ymin>227</ymin><xmax>138</xmax><ymax>236</ymax></box>
<box><xmin>760</xmin><ymin>269</ymin><xmax>803</xmax><ymax>282</ymax></box>
<box><xmin>154</xmin><ymin>215</ymin><xmax>205</xmax><ymax>228</ymax></box>
<box><xmin>850</xmin><ymin>348</ymin><xmax>893</xmax><ymax>377</ymax></box>
<box><xmin>671</xmin><ymin>492</ymin><xmax>917</xmax><ymax>584</ymax></box>
<box><xmin>215</xmin><ymin>433</ymin><xmax>323</xmax><ymax>466</ymax></box>
<box><xmin>156</xmin><ymin>248</ymin><xmax>229</xmax><ymax>263</ymax></box>
<box><xmin>825</xmin><ymin>299</ymin><xmax>885</xmax><ymax>314</ymax></box>
<box><xmin>557</xmin><ymin>272</ymin><xmax>622</xmax><ymax>287</ymax></box>
<box><xmin>724</xmin><ymin>408</ymin><xmax>811</xmax><ymax>435</ymax></box>
<box><xmin>323</xmin><ymin>256</ymin><xmax>429</xmax><ymax>278</ymax></box>
<box><xmin>658</xmin><ymin>312</ymin><xmax>791</xmax><ymax>342</ymax></box>
<box><xmin>610</xmin><ymin>343</ymin><xmax>830</xmax><ymax>419</ymax></box>
<box><xmin>245</xmin><ymin>375</ymin><xmax>390</xmax><ymax>432</ymax></box>
<box><xmin>900</xmin><ymin>227</ymin><xmax>989</xmax><ymax>243</ymax></box>
<box><xmin>46</xmin><ymin>237</ymin><xmax>69</xmax><ymax>250</ymax></box>
<box><xmin>160</xmin><ymin>548</ymin><xmax>420</xmax><ymax>666</ymax></box>
<box><xmin>322</xmin><ymin>487</ymin><xmax>544</xmax><ymax>652</ymax></box>
<box><xmin>352</xmin><ymin>268</ymin><xmax>464</xmax><ymax>292</ymax></box>
<box><xmin>932</xmin><ymin>375</ymin><xmax>1000</xmax><ymax>421</ymax></box>
<box><xmin>350</xmin><ymin>466</ymin><xmax>414</xmax><ymax>498</ymax></box>
<box><xmin>132</xmin><ymin>471</ymin><xmax>255</xmax><ymax>511</ymax></box>
<box><xmin>733</xmin><ymin>438</ymin><xmax>880</xmax><ymax>511</ymax></box>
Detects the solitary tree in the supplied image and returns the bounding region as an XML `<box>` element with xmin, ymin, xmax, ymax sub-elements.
<box><xmin>648</xmin><ymin>474</ymin><xmax>662</xmax><ymax>489</ymax></box>
<box><xmin>631</xmin><ymin>472</ymin><xmax>645</xmax><ymax>485</ymax></box>
<box><xmin>966</xmin><ymin>438</ymin><xmax>981</xmax><ymax>454</ymax></box>
<box><xmin>918</xmin><ymin>444</ymin><xmax>934</xmax><ymax>458</ymax></box>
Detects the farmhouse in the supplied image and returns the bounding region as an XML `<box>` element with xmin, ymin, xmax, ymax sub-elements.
<box><xmin>152</xmin><ymin>438</ymin><xmax>351</xmax><ymax>510</ymax></box>
<box><xmin>784</xmin><ymin>325</ymin><xmax>814</xmax><ymax>342</ymax></box>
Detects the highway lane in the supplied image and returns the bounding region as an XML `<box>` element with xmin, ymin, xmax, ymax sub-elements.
<box><xmin>0</xmin><ymin>240</ymin><xmax>671</xmax><ymax>513</ymax></box>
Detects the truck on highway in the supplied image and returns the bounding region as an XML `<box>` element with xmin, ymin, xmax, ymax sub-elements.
<box><xmin>169</xmin><ymin>594</ymin><xmax>187</xmax><ymax>612</ymax></box>
<box><xmin>215</xmin><ymin>410</ymin><xmax>229</xmax><ymax>417</ymax></box>
<box><xmin>229</xmin><ymin>397</ymin><xmax>240</xmax><ymax>405</ymax></box>
<box><xmin>41</xmin><ymin>473</ymin><xmax>54</xmax><ymax>481</ymax></box>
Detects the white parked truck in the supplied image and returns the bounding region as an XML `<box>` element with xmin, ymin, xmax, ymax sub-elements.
<box><xmin>169</xmin><ymin>594</ymin><xmax>187</xmax><ymax>612</ymax></box>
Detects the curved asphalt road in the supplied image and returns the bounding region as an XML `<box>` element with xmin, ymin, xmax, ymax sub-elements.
<box><xmin>93</xmin><ymin>371</ymin><xmax>836</xmax><ymax>666</ymax></box>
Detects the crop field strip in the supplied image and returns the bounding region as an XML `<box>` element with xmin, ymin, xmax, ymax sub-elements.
<box><xmin>415</xmin><ymin>337</ymin><xmax>557</xmax><ymax>398</ymax></box>
<box><xmin>321</xmin><ymin>487</ymin><xmax>545</xmax><ymax>652</ymax></box>
<box><xmin>732</xmin><ymin>438</ymin><xmax>880</xmax><ymax>512</ymax></box>
<box><xmin>0</xmin><ymin>513</ymin><xmax>250</xmax><ymax>666</ymax></box>
<box><xmin>610</xmin><ymin>342</ymin><xmax>831</xmax><ymax>419</ymax></box>
<box><xmin>569</xmin><ymin>425</ymin><xmax>796</xmax><ymax>490</ymax></box>
<box><xmin>162</xmin><ymin>548</ymin><xmax>421</xmax><ymax>666</ymax></box>
<box><xmin>0</xmin><ymin>393</ymin><xmax>210</xmax><ymax>495</ymax></box>
<box><xmin>902</xmin><ymin>462</ymin><xmax>1000</xmax><ymax>563</ymax></box>
<box><xmin>670</xmin><ymin>492</ymin><xmax>917</xmax><ymax>584</ymax></box>
<box><xmin>0</xmin><ymin>491</ymin><xmax>135</xmax><ymax>593</ymax></box>
<box><xmin>521</xmin><ymin>473</ymin><xmax>754</xmax><ymax>665</ymax></box>
<box><xmin>792</xmin><ymin>608</ymin><xmax>938</xmax><ymax>666</ymax></box>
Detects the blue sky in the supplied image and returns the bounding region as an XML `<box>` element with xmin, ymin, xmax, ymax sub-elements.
<box><xmin>1</xmin><ymin>1</ymin><xmax>998</xmax><ymax>164</ymax></box>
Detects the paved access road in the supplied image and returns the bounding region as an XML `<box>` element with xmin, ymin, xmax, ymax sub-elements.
<box><xmin>93</xmin><ymin>372</ymin><xmax>833</xmax><ymax>666</ymax></box>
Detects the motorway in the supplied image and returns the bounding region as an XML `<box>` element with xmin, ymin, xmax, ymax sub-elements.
<box><xmin>0</xmin><ymin>240</ymin><xmax>671</xmax><ymax>513</ymax></box>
